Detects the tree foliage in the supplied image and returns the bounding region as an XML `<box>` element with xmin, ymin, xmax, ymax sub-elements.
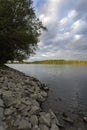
<box><xmin>0</xmin><ymin>0</ymin><xmax>46</xmax><ymax>63</ymax></box>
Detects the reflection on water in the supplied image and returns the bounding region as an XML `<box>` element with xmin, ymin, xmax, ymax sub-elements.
<box><xmin>7</xmin><ymin>64</ymin><xmax>87</xmax><ymax>114</ymax></box>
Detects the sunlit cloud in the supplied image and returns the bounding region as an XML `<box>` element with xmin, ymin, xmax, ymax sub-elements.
<box><xmin>29</xmin><ymin>0</ymin><xmax>87</xmax><ymax>61</ymax></box>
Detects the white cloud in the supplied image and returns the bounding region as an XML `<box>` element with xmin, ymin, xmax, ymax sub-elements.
<box><xmin>60</xmin><ymin>17</ymin><xmax>68</xmax><ymax>26</ymax></box>
<box><xmin>74</xmin><ymin>34</ymin><xmax>82</xmax><ymax>40</ymax></box>
<box><xmin>68</xmin><ymin>10</ymin><xmax>77</xmax><ymax>18</ymax></box>
<box><xmin>30</xmin><ymin>0</ymin><xmax>87</xmax><ymax>61</ymax></box>
<box><xmin>71</xmin><ymin>19</ymin><xmax>87</xmax><ymax>34</ymax></box>
<box><xmin>71</xmin><ymin>20</ymin><xmax>81</xmax><ymax>32</ymax></box>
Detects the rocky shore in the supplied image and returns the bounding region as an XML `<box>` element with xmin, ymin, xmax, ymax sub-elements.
<box><xmin>0</xmin><ymin>65</ymin><xmax>60</xmax><ymax>130</ymax></box>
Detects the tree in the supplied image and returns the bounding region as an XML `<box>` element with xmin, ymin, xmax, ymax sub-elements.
<box><xmin>0</xmin><ymin>0</ymin><xmax>46</xmax><ymax>64</ymax></box>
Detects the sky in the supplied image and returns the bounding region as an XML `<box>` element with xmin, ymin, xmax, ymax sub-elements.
<box><xmin>29</xmin><ymin>0</ymin><xmax>87</xmax><ymax>61</ymax></box>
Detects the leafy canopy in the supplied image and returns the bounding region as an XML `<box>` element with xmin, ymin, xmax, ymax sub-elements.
<box><xmin>0</xmin><ymin>0</ymin><xmax>46</xmax><ymax>63</ymax></box>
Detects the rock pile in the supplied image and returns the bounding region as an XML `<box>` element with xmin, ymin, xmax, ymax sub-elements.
<box><xmin>0</xmin><ymin>66</ymin><xmax>60</xmax><ymax>130</ymax></box>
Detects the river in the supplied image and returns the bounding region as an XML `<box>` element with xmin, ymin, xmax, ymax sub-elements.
<box><xmin>7</xmin><ymin>64</ymin><xmax>87</xmax><ymax>129</ymax></box>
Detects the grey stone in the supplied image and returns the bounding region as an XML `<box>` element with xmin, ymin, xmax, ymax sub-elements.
<box><xmin>32</xmin><ymin>125</ymin><xmax>40</xmax><ymax>130</ymax></box>
<box><xmin>39</xmin><ymin>124</ymin><xmax>49</xmax><ymax>130</ymax></box>
<box><xmin>30</xmin><ymin>115</ymin><xmax>38</xmax><ymax>126</ymax></box>
<box><xmin>49</xmin><ymin>110</ymin><xmax>60</xmax><ymax>126</ymax></box>
<box><xmin>18</xmin><ymin>104</ymin><xmax>26</xmax><ymax>111</ymax></box>
<box><xmin>7</xmin><ymin>82</ymin><xmax>16</xmax><ymax>90</ymax></box>
<box><xmin>29</xmin><ymin>81</ymin><xmax>37</xmax><ymax>86</ymax></box>
<box><xmin>4</xmin><ymin>107</ymin><xmax>15</xmax><ymax>116</ymax></box>
<box><xmin>32</xmin><ymin>100</ymin><xmax>40</xmax><ymax>107</ymax></box>
<box><xmin>0</xmin><ymin>77</ymin><xmax>4</xmax><ymax>83</ymax></box>
<box><xmin>40</xmin><ymin>91</ymin><xmax>48</xmax><ymax>97</ymax></box>
<box><xmin>22</xmin><ymin>106</ymin><xmax>31</xmax><ymax>116</ymax></box>
<box><xmin>3</xmin><ymin>77</ymin><xmax>8</xmax><ymax>88</ymax></box>
<box><xmin>30</xmin><ymin>94</ymin><xmax>38</xmax><ymax>99</ymax></box>
<box><xmin>37</xmin><ymin>93</ymin><xmax>45</xmax><ymax>102</ymax></box>
<box><xmin>0</xmin><ymin>126</ymin><xmax>5</xmax><ymax>130</ymax></box>
<box><xmin>0</xmin><ymin>108</ymin><xmax>4</xmax><ymax>121</ymax></box>
<box><xmin>50</xmin><ymin>124</ymin><xmax>59</xmax><ymax>130</ymax></box>
<box><xmin>21</xmin><ymin>98</ymin><xmax>32</xmax><ymax>106</ymax></box>
<box><xmin>2</xmin><ymin>91</ymin><xmax>15</xmax><ymax>107</ymax></box>
<box><xmin>29</xmin><ymin>106</ymin><xmax>40</xmax><ymax>116</ymax></box>
<box><xmin>63</xmin><ymin>117</ymin><xmax>74</xmax><ymax>124</ymax></box>
<box><xmin>43</xmin><ymin>86</ymin><xmax>49</xmax><ymax>91</ymax></box>
<box><xmin>2</xmin><ymin>122</ymin><xmax>8</xmax><ymax>129</ymax></box>
<box><xmin>13</xmin><ymin>115</ymin><xmax>21</xmax><ymax>126</ymax></box>
<box><xmin>0</xmin><ymin>90</ymin><xmax>2</xmax><ymax>96</ymax></box>
<box><xmin>15</xmin><ymin>100</ymin><xmax>21</xmax><ymax>109</ymax></box>
<box><xmin>39</xmin><ymin>113</ymin><xmax>51</xmax><ymax>127</ymax></box>
<box><xmin>0</xmin><ymin>99</ymin><xmax>4</xmax><ymax>107</ymax></box>
<box><xmin>18</xmin><ymin>119</ymin><xmax>31</xmax><ymax>129</ymax></box>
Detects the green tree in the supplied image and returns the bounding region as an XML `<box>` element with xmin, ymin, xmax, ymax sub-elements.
<box><xmin>0</xmin><ymin>0</ymin><xmax>46</xmax><ymax>64</ymax></box>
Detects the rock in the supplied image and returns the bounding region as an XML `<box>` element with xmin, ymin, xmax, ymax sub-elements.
<box><xmin>7</xmin><ymin>82</ymin><xmax>16</xmax><ymax>90</ymax></box>
<box><xmin>18</xmin><ymin>104</ymin><xmax>26</xmax><ymax>111</ymax></box>
<box><xmin>0</xmin><ymin>108</ymin><xmax>4</xmax><ymax>121</ymax></box>
<box><xmin>13</xmin><ymin>115</ymin><xmax>21</xmax><ymax>127</ymax></box>
<box><xmin>29</xmin><ymin>106</ymin><xmax>40</xmax><ymax>116</ymax></box>
<box><xmin>50</xmin><ymin>123</ymin><xmax>59</xmax><ymax>130</ymax></box>
<box><xmin>30</xmin><ymin>94</ymin><xmax>38</xmax><ymax>99</ymax></box>
<box><xmin>0</xmin><ymin>99</ymin><xmax>4</xmax><ymax>107</ymax></box>
<box><xmin>2</xmin><ymin>91</ymin><xmax>15</xmax><ymax>107</ymax></box>
<box><xmin>29</xmin><ymin>81</ymin><xmax>37</xmax><ymax>86</ymax></box>
<box><xmin>30</xmin><ymin>115</ymin><xmax>38</xmax><ymax>126</ymax></box>
<box><xmin>0</xmin><ymin>126</ymin><xmax>5</xmax><ymax>130</ymax></box>
<box><xmin>18</xmin><ymin>119</ymin><xmax>31</xmax><ymax>129</ymax></box>
<box><xmin>21</xmin><ymin>98</ymin><xmax>32</xmax><ymax>106</ymax></box>
<box><xmin>35</xmin><ymin>87</ymin><xmax>40</xmax><ymax>92</ymax></box>
<box><xmin>0</xmin><ymin>67</ymin><xmax>55</xmax><ymax>130</ymax></box>
<box><xmin>15</xmin><ymin>100</ymin><xmax>21</xmax><ymax>109</ymax></box>
<box><xmin>24</xmin><ymin>79</ymin><xmax>30</xmax><ymax>84</ymax></box>
<box><xmin>0</xmin><ymin>90</ymin><xmax>2</xmax><ymax>96</ymax></box>
<box><xmin>0</xmin><ymin>77</ymin><xmax>4</xmax><ymax>83</ymax></box>
<box><xmin>43</xmin><ymin>86</ymin><xmax>49</xmax><ymax>91</ymax></box>
<box><xmin>3</xmin><ymin>77</ymin><xmax>8</xmax><ymax>88</ymax></box>
<box><xmin>2</xmin><ymin>122</ymin><xmax>8</xmax><ymax>129</ymax></box>
<box><xmin>21</xmin><ymin>106</ymin><xmax>31</xmax><ymax>116</ymax></box>
<box><xmin>83</xmin><ymin>117</ymin><xmax>87</xmax><ymax>123</ymax></box>
<box><xmin>63</xmin><ymin>117</ymin><xmax>74</xmax><ymax>124</ymax></box>
<box><xmin>37</xmin><ymin>93</ymin><xmax>45</xmax><ymax>102</ymax></box>
<box><xmin>4</xmin><ymin>107</ymin><xmax>15</xmax><ymax>116</ymax></box>
<box><xmin>49</xmin><ymin>110</ymin><xmax>61</xmax><ymax>126</ymax></box>
<box><xmin>39</xmin><ymin>113</ymin><xmax>51</xmax><ymax>127</ymax></box>
<box><xmin>40</xmin><ymin>91</ymin><xmax>48</xmax><ymax>97</ymax></box>
<box><xmin>39</xmin><ymin>124</ymin><xmax>49</xmax><ymax>130</ymax></box>
<box><xmin>32</xmin><ymin>100</ymin><xmax>40</xmax><ymax>107</ymax></box>
<box><xmin>32</xmin><ymin>125</ymin><xmax>40</xmax><ymax>130</ymax></box>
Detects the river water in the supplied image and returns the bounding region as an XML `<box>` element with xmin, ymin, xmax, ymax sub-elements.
<box><xmin>7</xmin><ymin>64</ymin><xmax>87</xmax><ymax>128</ymax></box>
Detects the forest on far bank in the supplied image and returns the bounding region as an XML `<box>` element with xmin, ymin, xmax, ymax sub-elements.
<box><xmin>8</xmin><ymin>60</ymin><xmax>87</xmax><ymax>64</ymax></box>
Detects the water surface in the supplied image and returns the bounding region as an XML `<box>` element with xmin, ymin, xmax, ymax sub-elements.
<box><xmin>7</xmin><ymin>64</ymin><xmax>87</xmax><ymax>115</ymax></box>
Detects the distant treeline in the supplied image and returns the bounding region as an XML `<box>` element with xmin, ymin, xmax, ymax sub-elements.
<box><xmin>8</xmin><ymin>60</ymin><xmax>87</xmax><ymax>64</ymax></box>
<box><xmin>29</xmin><ymin>60</ymin><xmax>87</xmax><ymax>64</ymax></box>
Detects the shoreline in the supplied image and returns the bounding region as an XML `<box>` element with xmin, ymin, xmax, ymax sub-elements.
<box><xmin>0</xmin><ymin>65</ymin><xmax>87</xmax><ymax>130</ymax></box>
<box><xmin>0</xmin><ymin>65</ymin><xmax>60</xmax><ymax>130</ymax></box>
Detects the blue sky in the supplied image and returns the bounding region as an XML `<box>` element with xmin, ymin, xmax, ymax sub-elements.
<box><xmin>29</xmin><ymin>0</ymin><xmax>87</xmax><ymax>61</ymax></box>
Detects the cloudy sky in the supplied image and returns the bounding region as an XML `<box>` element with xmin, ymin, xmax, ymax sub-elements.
<box><xmin>29</xmin><ymin>0</ymin><xmax>87</xmax><ymax>61</ymax></box>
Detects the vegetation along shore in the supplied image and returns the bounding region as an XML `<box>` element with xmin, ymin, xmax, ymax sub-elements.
<box><xmin>9</xmin><ymin>60</ymin><xmax>87</xmax><ymax>65</ymax></box>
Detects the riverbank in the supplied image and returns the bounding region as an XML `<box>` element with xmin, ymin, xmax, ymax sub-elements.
<box><xmin>0</xmin><ymin>65</ymin><xmax>60</xmax><ymax>130</ymax></box>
